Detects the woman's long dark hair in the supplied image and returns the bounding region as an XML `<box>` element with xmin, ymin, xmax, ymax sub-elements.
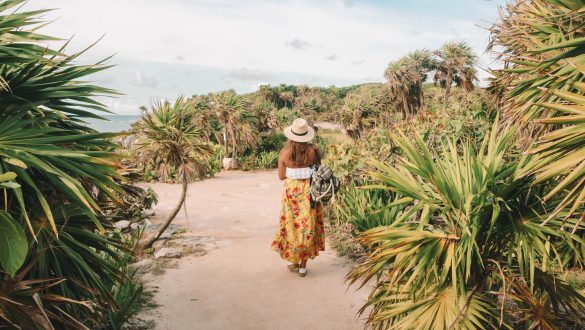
<box><xmin>286</xmin><ymin>140</ymin><xmax>310</xmax><ymax>165</ymax></box>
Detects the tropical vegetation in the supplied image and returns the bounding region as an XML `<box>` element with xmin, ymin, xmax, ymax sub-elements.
<box><xmin>0</xmin><ymin>1</ymin><xmax>147</xmax><ymax>328</ymax></box>
<box><xmin>2</xmin><ymin>0</ymin><xmax>583</xmax><ymax>328</ymax></box>
<box><xmin>327</xmin><ymin>0</ymin><xmax>585</xmax><ymax>328</ymax></box>
<box><xmin>134</xmin><ymin>97</ymin><xmax>213</xmax><ymax>248</ymax></box>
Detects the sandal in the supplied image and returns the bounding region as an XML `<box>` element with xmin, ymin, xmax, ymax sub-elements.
<box><xmin>298</xmin><ymin>268</ymin><xmax>307</xmax><ymax>277</ymax></box>
<box><xmin>287</xmin><ymin>263</ymin><xmax>299</xmax><ymax>272</ymax></box>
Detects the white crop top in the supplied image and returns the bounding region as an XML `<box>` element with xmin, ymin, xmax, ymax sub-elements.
<box><xmin>285</xmin><ymin>167</ymin><xmax>314</xmax><ymax>179</ymax></box>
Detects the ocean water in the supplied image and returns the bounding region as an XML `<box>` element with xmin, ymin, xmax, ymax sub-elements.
<box><xmin>86</xmin><ymin>115</ymin><xmax>140</xmax><ymax>132</ymax></box>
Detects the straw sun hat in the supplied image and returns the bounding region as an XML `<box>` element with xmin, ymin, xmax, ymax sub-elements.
<box><xmin>284</xmin><ymin>118</ymin><xmax>315</xmax><ymax>143</ymax></box>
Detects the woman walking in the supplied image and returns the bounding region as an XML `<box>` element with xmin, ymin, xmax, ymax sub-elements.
<box><xmin>271</xmin><ymin>118</ymin><xmax>325</xmax><ymax>277</ymax></box>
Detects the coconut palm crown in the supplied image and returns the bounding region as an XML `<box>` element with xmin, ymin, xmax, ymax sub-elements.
<box><xmin>136</xmin><ymin>96</ymin><xmax>213</xmax><ymax>247</ymax></box>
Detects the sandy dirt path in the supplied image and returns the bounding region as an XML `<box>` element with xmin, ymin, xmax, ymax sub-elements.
<box><xmin>139</xmin><ymin>170</ymin><xmax>368</xmax><ymax>330</ymax></box>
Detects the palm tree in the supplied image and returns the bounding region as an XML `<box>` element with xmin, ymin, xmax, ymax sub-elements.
<box><xmin>136</xmin><ymin>97</ymin><xmax>213</xmax><ymax>248</ymax></box>
<box><xmin>385</xmin><ymin>58</ymin><xmax>418</xmax><ymax>119</ymax></box>
<box><xmin>212</xmin><ymin>90</ymin><xmax>259</xmax><ymax>158</ymax></box>
<box><xmin>433</xmin><ymin>41</ymin><xmax>477</xmax><ymax>105</ymax></box>
<box><xmin>189</xmin><ymin>95</ymin><xmax>220</xmax><ymax>144</ymax></box>
<box><xmin>384</xmin><ymin>50</ymin><xmax>431</xmax><ymax>119</ymax></box>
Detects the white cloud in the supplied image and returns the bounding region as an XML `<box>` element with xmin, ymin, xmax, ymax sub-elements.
<box><xmin>325</xmin><ymin>54</ymin><xmax>339</xmax><ymax>61</ymax></box>
<box><xmin>28</xmin><ymin>0</ymin><xmax>506</xmax><ymax>112</ymax></box>
<box><xmin>228</xmin><ymin>68</ymin><xmax>273</xmax><ymax>81</ymax></box>
<box><xmin>134</xmin><ymin>71</ymin><xmax>158</xmax><ymax>87</ymax></box>
<box><xmin>285</xmin><ymin>38</ymin><xmax>313</xmax><ymax>50</ymax></box>
<box><xmin>343</xmin><ymin>0</ymin><xmax>355</xmax><ymax>8</ymax></box>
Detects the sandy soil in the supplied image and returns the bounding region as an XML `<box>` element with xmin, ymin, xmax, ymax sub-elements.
<box><xmin>139</xmin><ymin>170</ymin><xmax>368</xmax><ymax>330</ymax></box>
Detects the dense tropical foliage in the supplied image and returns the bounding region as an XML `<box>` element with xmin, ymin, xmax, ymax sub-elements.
<box><xmin>0</xmin><ymin>1</ymin><xmax>146</xmax><ymax>328</ymax></box>
<box><xmin>2</xmin><ymin>0</ymin><xmax>582</xmax><ymax>328</ymax></box>
<box><xmin>328</xmin><ymin>0</ymin><xmax>585</xmax><ymax>329</ymax></box>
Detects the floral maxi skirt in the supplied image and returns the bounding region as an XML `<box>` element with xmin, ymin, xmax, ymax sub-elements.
<box><xmin>271</xmin><ymin>178</ymin><xmax>325</xmax><ymax>263</ymax></box>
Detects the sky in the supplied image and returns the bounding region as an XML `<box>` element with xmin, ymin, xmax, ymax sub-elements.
<box><xmin>31</xmin><ymin>0</ymin><xmax>507</xmax><ymax>114</ymax></box>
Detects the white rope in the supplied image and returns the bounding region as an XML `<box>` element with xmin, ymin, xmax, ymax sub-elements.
<box><xmin>311</xmin><ymin>179</ymin><xmax>334</xmax><ymax>203</ymax></box>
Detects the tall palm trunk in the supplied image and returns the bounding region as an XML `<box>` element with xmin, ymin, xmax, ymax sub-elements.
<box><xmin>228</xmin><ymin>126</ymin><xmax>237</xmax><ymax>158</ymax></box>
<box><xmin>222</xmin><ymin>117</ymin><xmax>229</xmax><ymax>155</ymax></box>
<box><xmin>142</xmin><ymin>179</ymin><xmax>188</xmax><ymax>249</ymax></box>
<box><xmin>401</xmin><ymin>92</ymin><xmax>409</xmax><ymax>119</ymax></box>
<box><xmin>444</xmin><ymin>70</ymin><xmax>453</xmax><ymax>105</ymax></box>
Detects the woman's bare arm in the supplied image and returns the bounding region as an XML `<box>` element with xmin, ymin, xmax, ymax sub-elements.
<box><xmin>278</xmin><ymin>149</ymin><xmax>287</xmax><ymax>180</ymax></box>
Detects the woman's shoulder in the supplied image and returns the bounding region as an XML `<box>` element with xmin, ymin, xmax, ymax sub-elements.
<box><xmin>279</xmin><ymin>147</ymin><xmax>290</xmax><ymax>161</ymax></box>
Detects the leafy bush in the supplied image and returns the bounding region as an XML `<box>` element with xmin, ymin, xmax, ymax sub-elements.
<box><xmin>238</xmin><ymin>151</ymin><xmax>279</xmax><ymax>171</ymax></box>
<box><xmin>201</xmin><ymin>144</ymin><xmax>224</xmax><ymax>177</ymax></box>
<box><xmin>275</xmin><ymin>107</ymin><xmax>300</xmax><ymax>126</ymax></box>
<box><xmin>235</xmin><ymin>132</ymin><xmax>284</xmax><ymax>171</ymax></box>
<box><xmin>335</xmin><ymin>188</ymin><xmax>410</xmax><ymax>233</ymax></box>
<box><xmin>102</xmin><ymin>185</ymin><xmax>158</xmax><ymax>221</ymax></box>
<box><xmin>324</xmin><ymin>220</ymin><xmax>366</xmax><ymax>260</ymax></box>
<box><xmin>256</xmin><ymin>132</ymin><xmax>286</xmax><ymax>153</ymax></box>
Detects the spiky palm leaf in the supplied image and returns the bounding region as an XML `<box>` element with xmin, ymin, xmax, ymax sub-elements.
<box><xmin>489</xmin><ymin>0</ymin><xmax>585</xmax><ymax>221</ymax></box>
<box><xmin>348</xmin><ymin>123</ymin><xmax>585</xmax><ymax>329</ymax></box>
<box><xmin>0</xmin><ymin>1</ymin><xmax>135</xmax><ymax>327</ymax></box>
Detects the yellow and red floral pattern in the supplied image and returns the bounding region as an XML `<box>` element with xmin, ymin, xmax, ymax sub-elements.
<box><xmin>272</xmin><ymin>178</ymin><xmax>325</xmax><ymax>263</ymax></box>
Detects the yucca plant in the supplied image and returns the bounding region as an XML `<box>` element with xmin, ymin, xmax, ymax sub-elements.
<box><xmin>135</xmin><ymin>96</ymin><xmax>213</xmax><ymax>248</ymax></box>
<box><xmin>489</xmin><ymin>0</ymin><xmax>584</xmax><ymax>221</ymax></box>
<box><xmin>347</xmin><ymin>123</ymin><xmax>585</xmax><ymax>329</ymax></box>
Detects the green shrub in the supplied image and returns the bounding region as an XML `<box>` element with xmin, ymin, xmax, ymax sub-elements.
<box><xmin>105</xmin><ymin>230</ymin><xmax>145</xmax><ymax>330</ymax></box>
<box><xmin>238</xmin><ymin>150</ymin><xmax>279</xmax><ymax>171</ymax></box>
<box><xmin>335</xmin><ymin>188</ymin><xmax>410</xmax><ymax>233</ymax></box>
<box><xmin>256</xmin><ymin>132</ymin><xmax>286</xmax><ymax>153</ymax></box>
